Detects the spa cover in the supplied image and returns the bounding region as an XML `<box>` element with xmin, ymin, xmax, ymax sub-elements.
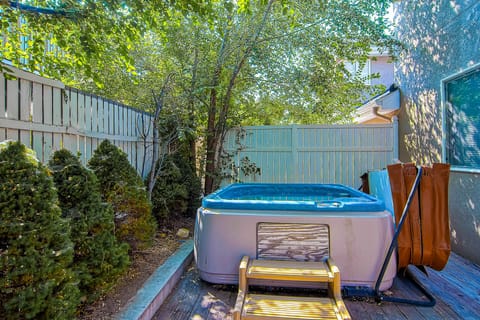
<box><xmin>387</xmin><ymin>163</ymin><xmax>450</xmax><ymax>271</ymax></box>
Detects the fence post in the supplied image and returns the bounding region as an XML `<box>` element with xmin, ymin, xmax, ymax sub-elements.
<box><xmin>291</xmin><ymin>125</ymin><xmax>298</xmax><ymax>182</ymax></box>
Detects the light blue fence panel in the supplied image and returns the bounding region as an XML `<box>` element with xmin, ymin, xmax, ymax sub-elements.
<box><xmin>0</xmin><ymin>66</ymin><xmax>156</xmax><ymax>178</ymax></box>
<box><xmin>223</xmin><ymin>123</ymin><xmax>398</xmax><ymax>189</ymax></box>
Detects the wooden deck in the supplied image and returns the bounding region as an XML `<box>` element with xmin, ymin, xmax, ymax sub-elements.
<box><xmin>154</xmin><ymin>252</ymin><xmax>480</xmax><ymax>320</ymax></box>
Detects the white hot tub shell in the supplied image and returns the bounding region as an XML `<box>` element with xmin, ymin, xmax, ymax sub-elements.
<box><xmin>194</xmin><ymin>183</ymin><xmax>397</xmax><ymax>291</ymax></box>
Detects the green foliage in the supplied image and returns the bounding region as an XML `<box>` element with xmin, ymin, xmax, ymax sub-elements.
<box><xmin>219</xmin><ymin>128</ymin><xmax>261</xmax><ymax>184</ymax></box>
<box><xmin>1</xmin><ymin>1</ymin><xmax>399</xmax><ymax>193</ymax></box>
<box><xmin>0</xmin><ymin>0</ymin><xmax>213</xmax><ymax>85</ymax></box>
<box><xmin>48</xmin><ymin>149</ymin><xmax>130</xmax><ymax>302</ymax></box>
<box><xmin>151</xmin><ymin>155</ymin><xmax>188</xmax><ymax>222</ymax></box>
<box><xmin>61</xmin><ymin>0</ymin><xmax>397</xmax><ymax>193</ymax></box>
<box><xmin>151</xmin><ymin>151</ymin><xmax>202</xmax><ymax>224</ymax></box>
<box><xmin>0</xmin><ymin>141</ymin><xmax>80</xmax><ymax>319</ymax></box>
<box><xmin>88</xmin><ymin>140</ymin><xmax>156</xmax><ymax>250</ymax></box>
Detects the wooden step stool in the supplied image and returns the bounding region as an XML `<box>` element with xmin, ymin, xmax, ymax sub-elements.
<box><xmin>233</xmin><ymin>256</ymin><xmax>351</xmax><ymax>320</ymax></box>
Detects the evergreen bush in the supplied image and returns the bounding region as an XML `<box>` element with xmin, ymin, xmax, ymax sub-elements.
<box><xmin>88</xmin><ymin>140</ymin><xmax>156</xmax><ymax>250</ymax></box>
<box><xmin>151</xmin><ymin>152</ymin><xmax>202</xmax><ymax>224</ymax></box>
<box><xmin>48</xmin><ymin>149</ymin><xmax>130</xmax><ymax>301</ymax></box>
<box><xmin>0</xmin><ymin>141</ymin><xmax>80</xmax><ymax>319</ymax></box>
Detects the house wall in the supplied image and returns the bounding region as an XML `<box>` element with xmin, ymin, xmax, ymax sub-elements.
<box><xmin>394</xmin><ymin>1</ymin><xmax>480</xmax><ymax>264</ymax></box>
<box><xmin>370</xmin><ymin>56</ymin><xmax>394</xmax><ymax>87</ymax></box>
<box><xmin>345</xmin><ymin>55</ymin><xmax>394</xmax><ymax>89</ymax></box>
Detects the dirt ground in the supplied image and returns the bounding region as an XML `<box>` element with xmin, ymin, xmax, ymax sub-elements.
<box><xmin>78</xmin><ymin>216</ymin><xmax>195</xmax><ymax>320</ymax></box>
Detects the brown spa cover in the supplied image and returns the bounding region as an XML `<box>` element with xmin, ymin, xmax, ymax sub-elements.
<box><xmin>387</xmin><ymin>163</ymin><xmax>451</xmax><ymax>271</ymax></box>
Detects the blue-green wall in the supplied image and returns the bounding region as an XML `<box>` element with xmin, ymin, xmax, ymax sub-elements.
<box><xmin>395</xmin><ymin>0</ymin><xmax>480</xmax><ymax>265</ymax></box>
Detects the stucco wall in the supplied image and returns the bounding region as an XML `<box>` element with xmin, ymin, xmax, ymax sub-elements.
<box><xmin>394</xmin><ymin>1</ymin><xmax>480</xmax><ymax>265</ymax></box>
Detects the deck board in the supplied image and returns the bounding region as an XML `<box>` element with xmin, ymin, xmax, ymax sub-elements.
<box><xmin>154</xmin><ymin>253</ymin><xmax>480</xmax><ymax>320</ymax></box>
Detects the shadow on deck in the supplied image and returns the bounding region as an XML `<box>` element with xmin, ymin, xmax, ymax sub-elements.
<box><xmin>153</xmin><ymin>252</ymin><xmax>480</xmax><ymax>320</ymax></box>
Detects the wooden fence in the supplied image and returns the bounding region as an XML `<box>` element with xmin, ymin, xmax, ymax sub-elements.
<box><xmin>0</xmin><ymin>65</ymin><xmax>155</xmax><ymax>178</ymax></box>
<box><xmin>223</xmin><ymin>122</ymin><xmax>399</xmax><ymax>189</ymax></box>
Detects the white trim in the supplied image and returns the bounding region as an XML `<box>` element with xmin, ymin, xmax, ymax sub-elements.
<box><xmin>440</xmin><ymin>62</ymin><xmax>480</xmax><ymax>167</ymax></box>
<box><xmin>0</xmin><ymin>118</ymin><xmax>147</xmax><ymax>142</ymax></box>
<box><xmin>450</xmin><ymin>167</ymin><xmax>480</xmax><ymax>174</ymax></box>
<box><xmin>440</xmin><ymin>73</ymin><xmax>447</xmax><ymax>163</ymax></box>
<box><xmin>441</xmin><ymin>62</ymin><xmax>480</xmax><ymax>83</ymax></box>
<box><xmin>1</xmin><ymin>63</ymin><xmax>65</xmax><ymax>89</ymax></box>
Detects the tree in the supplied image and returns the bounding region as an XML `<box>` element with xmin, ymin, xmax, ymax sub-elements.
<box><xmin>0</xmin><ymin>0</ymin><xmax>212</xmax><ymax>85</ymax></box>
<box><xmin>2</xmin><ymin>1</ymin><xmax>397</xmax><ymax>195</ymax></box>
<box><xmin>47</xmin><ymin>1</ymin><xmax>396</xmax><ymax>194</ymax></box>
<box><xmin>150</xmin><ymin>122</ymin><xmax>202</xmax><ymax>224</ymax></box>
<box><xmin>48</xmin><ymin>149</ymin><xmax>130</xmax><ymax>301</ymax></box>
<box><xmin>0</xmin><ymin>141</ymin><xmax>80</xmax><ymax>319</ymax></box>
<box><xmin>194</xmin><ymin>0</ymin><xmax>397</xmax><ymax>193</ymax></box>
<box><xmin>88</xmin><ymin>140</ymin><xmax>157</xmax><ymax>251</ymax></box>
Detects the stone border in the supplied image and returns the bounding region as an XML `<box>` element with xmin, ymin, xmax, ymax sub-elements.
<box><xmin>117</xmin><ymin>239</ymin><xmax>194</xmax><ymax>320</ymax></box>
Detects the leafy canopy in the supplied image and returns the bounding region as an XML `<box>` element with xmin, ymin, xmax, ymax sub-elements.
<box><xmin>67</xmin><ymin>0</ymin><xmax>397</xmax><ymax>126</ymax></box>
<box><xmin>0</xmin><ymin>0</ymin><xmax>213</xmax><ymax>86</ymax></box>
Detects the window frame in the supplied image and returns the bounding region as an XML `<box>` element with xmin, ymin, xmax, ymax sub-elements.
<box><xmin>441</xmin><ymin>62</ymin><xmax>480</xmax><ymax>173</ymax></box>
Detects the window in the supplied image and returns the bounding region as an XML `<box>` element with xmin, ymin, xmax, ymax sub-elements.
<box><xmin>442</xmin><ymin>64</ymin><xmax>480</xmax><ymax>170</ymax></box>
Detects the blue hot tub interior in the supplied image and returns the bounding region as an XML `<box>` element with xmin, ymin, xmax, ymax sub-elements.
<box><xmin>202</xmin><ymin>183</ymin><xmax>384</xmax><ymax>212</ymax></box>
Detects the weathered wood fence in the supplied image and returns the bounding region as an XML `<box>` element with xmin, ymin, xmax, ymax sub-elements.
<box><xmin>223</xmin><ymin>123</ymin><xmax>399</xmax><ymax>188</ymax></box>
<box><xmin>0</xmin><ymin>65</ymin><xmax>155</xmax><ymax>178</ymax></box>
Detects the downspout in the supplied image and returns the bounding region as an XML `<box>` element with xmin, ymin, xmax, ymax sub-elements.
<box><xmin>392</xmin><ymin>116</ymin><xmax>399</xmax><ymax>162</ymax></box>
<box><xmin>372</xmin><ymin>106</ymin><xmax>392</xmax><ymax>122</ymax></box>
<box><xmin>371</xmin><ymin>106</ymin><xmax>399</xmax><ymax>162</ymax></box>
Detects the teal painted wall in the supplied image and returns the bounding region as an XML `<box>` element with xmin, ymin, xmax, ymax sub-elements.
<box><xmin>395</xmin><ymin>0</ymin><xmax>480</xmax><ymax>264</ymax></box>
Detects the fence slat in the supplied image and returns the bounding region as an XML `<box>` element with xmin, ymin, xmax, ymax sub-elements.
<box><xmin>6</xmin><ymin>78</ymin><xmax>19</xmax><ymax>140</ymax></box>
<box><xmin>108</xmin><ymin>102</ymin><xmax>113</xmax><ymax>135</ymax></box>
<box><xmin>0</xmin><ymin>73</ymin><xmax>5</xmax><ymax>140</ymax></box>
<box><xmin>31</xmin><ymin>83</ymin><xmax>43</xmax><ymax>159</ymax></box>
<box><xmin>52</xmin><ymin>87</ymin><xmax>62</xmax><ymax>152</ymax></box>
<box><xmin>19</xmin><ymin>79</ymin><xmax>30</xmax><ymax>122</ymax></box>
<box><xmin>0</xmin><ymin>73</ymin><xmax>5</xmax><ymax>120</ymax></box>
<box><xmin>78</xmin><ymin>92</ymin><xmax>85</xmax><ymax>132</ymax></box>
<box><xmin>42</xmin><ymin>85</ymin><xmax>54</xmax><ymax>162</ymax></box>
<box><xmin>71</xmin><ymin>90</ymin><xmax>79</xmax><ymax>128</ymax></box>
<box><xmin>91</xmin><ymin>96</ymin><xmax>98</xmax><ymax>133</ymax></box>
<box><xmin>19</xmin><ymin>79</ymin><xmax>31</xmax><ymax>147</ymax></box>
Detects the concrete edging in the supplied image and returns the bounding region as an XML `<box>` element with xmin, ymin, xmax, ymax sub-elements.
<box><xmin>117</xmin><ymin>239</ymin><xmax>194</xmax><ymax>320</ymax></box>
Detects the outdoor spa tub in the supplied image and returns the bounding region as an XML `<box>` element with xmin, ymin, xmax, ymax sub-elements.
<box><xmin>194</xmin><ymin>183</ymin><xmax>396</xmax><ymax>291</ymax></box>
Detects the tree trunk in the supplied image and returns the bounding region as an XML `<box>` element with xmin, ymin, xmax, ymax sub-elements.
<box><xmin>188</xmin><ymin>44</ymin><xmax>199</xmax><ymax>173</ymax></box>
<box><xmin>204</xmin><ymin>67</ymin><xmax>219</xmax><ymax>195</ymax></box>
<box><xmin>204</xmin><ymin>15</ymin><xmax>231</xmax><ymax>195</ymax></box>
<box><xmin>147</xmin><ymin>73</ymin><xmax>175</xmax><ymax>200</ymax></box>
<box><xmin>204</xmin><ymin>1</ymin><xmax>276</xmax><ymax>194</ymax></box>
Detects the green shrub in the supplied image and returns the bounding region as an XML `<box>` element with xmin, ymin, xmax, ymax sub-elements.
<box><xmin>176</xmin><ymin>152</ymin><xmax>202</xmax><ymax>217</ymax></box>
<box><xmin>0</xmin><ymin>141</ymin><xmax>80</xmax><ymax>319</ymax></box>
<box><xmin>151</xmin><ymin>152</ymin><xmax>202</xmax><ymax>224</ymax></box>
<box><xmin>88</xmin><ymin>140</ymin><xmax>156</xmax><ymax>250</ymax></box>
<box><xmin>48</xmin><ymin>149</ymin><xmax>130</xmax><ymax>301</ymax></box>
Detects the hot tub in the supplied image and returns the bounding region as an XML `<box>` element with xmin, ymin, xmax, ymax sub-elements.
<box><xmin>194</xmin><ymin>183</ymin><xmax>396</xmax><ymax>291</ymax></box>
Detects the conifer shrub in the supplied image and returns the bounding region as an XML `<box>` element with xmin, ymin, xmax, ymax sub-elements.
<box><xmin>48</xmin><ymin>149</ymin><xmax>130</xmax><ymax>301</ymax></box>
<box><xmin>88</xmin><ymin>140</ymin><xmax>156</xmax><ymax>250</ymax></box>
<box><xmin>0</xmin><ymin>141</ymin><xmax>80</xmax><ymax>319</ymax></box>
<box><xmin>151</xmin><ymin>152</ymin><xmax>202</xmax><ymax>224</ymax></box>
